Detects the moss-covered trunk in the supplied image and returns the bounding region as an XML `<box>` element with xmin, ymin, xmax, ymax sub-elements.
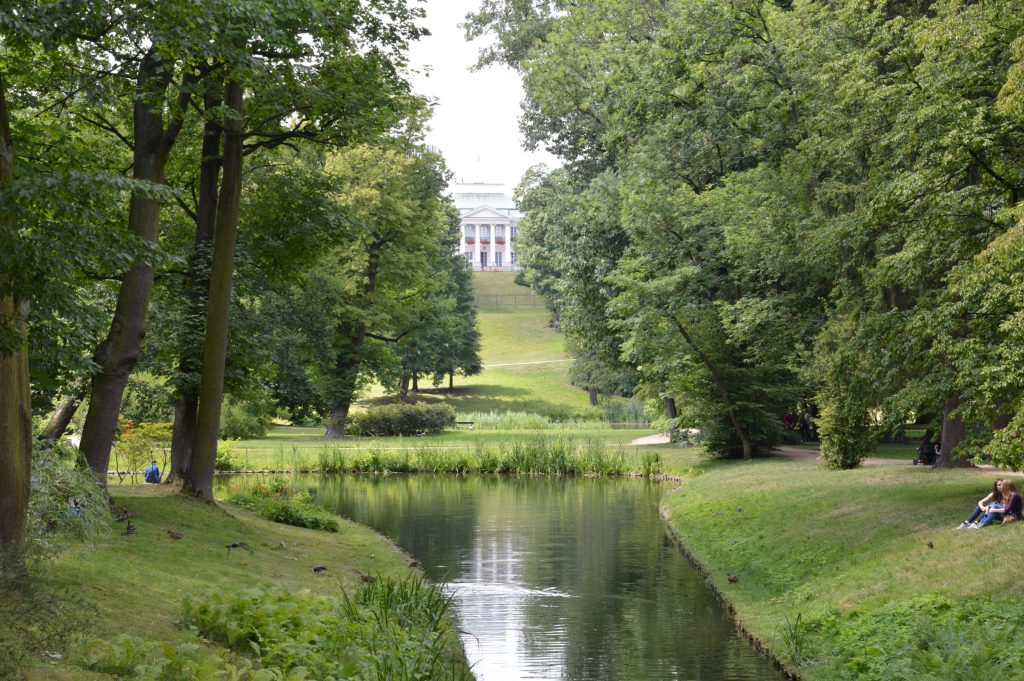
<box><xmin>183</xmin><ymin>80</ymin><xmax>243</xmax><ymax>503</ymax></box>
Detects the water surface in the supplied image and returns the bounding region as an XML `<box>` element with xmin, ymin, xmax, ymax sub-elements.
<box><xmin>306</xmin><ymin>475</ymin><xmax>781</xmax><ymax>681</ymax></box>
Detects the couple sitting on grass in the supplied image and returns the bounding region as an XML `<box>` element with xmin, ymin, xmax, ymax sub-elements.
<box><xmin>956</xmin><ymin>478</ymin><xmax>1022</xmax><ymax>529</ymax></box>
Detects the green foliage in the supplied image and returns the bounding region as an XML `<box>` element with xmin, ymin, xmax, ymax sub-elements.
<box><xmin>459</xmin><ymin>410</ymin><xmax>609</xmax><ymax>430</ymax></box>
<box><xmin>220</xmin><ymin>399</ymin><xmax>269</xmax><ymax>441</ymax></box>
<box><xmin>808</xmin><ymin>595</ymin><xmax>1024</xmax><ymax>681</ymax></box>
<box><xmin>111</xmin><ymin>421</ymin><xmax>171</xmax><ymax>483</ymax></box>
<box><xmin>26</xmin><ymin>447</ymin><xmax>109</xmax><ymax>562</ymax></box>
<box><xmin>347</xmin><ymin>403</ymin><xmax>456</xmax><ymax>437</ymax></box>
<box><xmin>817</xmin><ymin>390</ymin><xmax>875</xmax><ymax>470</ymax></box>
<box><xmin>231</xmin><ymin>479</ymin><xmax>339</xmax><ymax>532</ymax></box>
<box><xmin>120</xmin><ymin>373</ymin><xmax>175</xmax><ymax>424</ymax></box>
<box><xmin>182</xmin><ymin>578</ymin><xmax>470</xmax><ymax>681</ymax></box>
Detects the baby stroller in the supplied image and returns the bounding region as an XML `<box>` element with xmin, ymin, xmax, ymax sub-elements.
<box><xmin>912</xmin><ymin>438</ymin><xmax>938</xmax><ymax>466</ymax></box>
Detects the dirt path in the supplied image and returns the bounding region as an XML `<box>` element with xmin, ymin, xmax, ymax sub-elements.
<box><xmin>630</xmin><ymin>433</ymin><xmax>671</xmax><ymax>446</ymax></box>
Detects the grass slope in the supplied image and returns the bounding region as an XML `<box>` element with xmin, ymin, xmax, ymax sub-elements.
<box><xmin>364</xmin><ymin>271</ymin><xmax>593</xmax><ymax>417</ymax></box>
<box><xmin>657</xmin><ymin>452</ymin><xmax>1024</xmax><ymax>680</ymax></box>
<box><xmin>25</xmin><ymin>486</ymin><xmax>462</xmax><ymax>679</ymax></box>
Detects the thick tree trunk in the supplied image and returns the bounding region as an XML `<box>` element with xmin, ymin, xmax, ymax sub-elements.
<box><xmin>39</xmin><ymin>377</ymin><xmax>88</xmax><ymax>443</ymax></box>
<box><xmin>168</xmin><ymin>86</ymin><xmax>224</xmax><ymax>486</ymax></box>
<box><xmin>167</xmin><ymin>393</ymin><xmax>198</xmax><ymax>484</ymax></box>
<box><xmin>588</xmin><ymin>386</ymin><xmax>599</xmax><ymax>406</ymax></box>
<box><xmin>80</xmin><ymin>52</ymin><xmax>189</xmax><ymax>487</ymax></box>
<box><xmin>664</xmin><ymin>397</ymin><xmax>677</xmax><ymax>420</ymax></box>
<box><xmin>400</xmin><ymin>374</ymin><xmax>410</xmax><ymax>401</ymax></box>
<box><xmin>183</xmin><ymin>80</ymin><xmax>243</xmax><ymax>503</ymax></box>
<box><xmin>326</xmin><ymin>403</ymin><xmax>350</xmax><ymax>439</ymax></box>
<box><xmin>449</xmin><ymin>371</ymin><xmax>454</xmax><ymax>391</ymax></box>
<box><xmin>412</xmin><ymin>373</ymin><xmax>419</xmax><ymax>392</ymax></box>
<box><xmin>671</xmin><ymin>318</ymin><xmax>752</xmax><ymax>459</ymax></box>
<box><xmin>936</xmin><ymin>395</ymin><xmax>971</xmax><ymax>468</ymax></box>
<box><xmin>0</xmin><ymin>78</ymin><xmax>31</xmax><ymax>582</ymax></box>
<box><xmin>0</xmin><ymin>295</ymin><xmax>31</xmax><ymax>584</ymax></box>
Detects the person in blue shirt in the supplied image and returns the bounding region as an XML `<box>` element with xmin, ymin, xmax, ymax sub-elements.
<box><xmin>144</xmin><ymin>460</ymin><xmax>161</xmax><ymax>484</ymax></box>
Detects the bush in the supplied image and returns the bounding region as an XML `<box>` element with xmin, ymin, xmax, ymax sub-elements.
<box><xmin>120</xmin><ymin>373</ymin><xmax>175</xmax><ymax>424</ymax></box>
<box><xmin>347</xmin><ymin>403</ymin><xmax>455</xmax><ymax>437</ymax></box>
<box><xmin>28</xmin><ymin>445</ymin><xmax>110</xmax><ymax>562</ymax></box>
<box><xmin>220</xmin><ymin>399</ymin><xmax>268</xmax><ymax>440</ymax></box>
<box><xmin>598</xmin><ymin>398</ymin><xmax>649</xmax><ymax>424</ymax></box>
<box><xmin>817</xmin><ymin>389</ymin><xmax>874</xmax><ymax>470</ymax></box>
<box><xmin>231</xmin><ymin>478</ymin><xmax>339</xmax><ymax>532</ymax></box>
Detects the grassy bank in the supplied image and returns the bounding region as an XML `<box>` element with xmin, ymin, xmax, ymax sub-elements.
<box><xmin>19</xmin><ymin>486</ymin><xmax>469</xmax><ymax>679</ymax></box>
<box><xmin>658</xmin><ymin>453</ymin><xmax>1024</xmax><ymax>680</ymax></box>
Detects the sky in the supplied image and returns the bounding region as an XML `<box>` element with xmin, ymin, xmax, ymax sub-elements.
<box><xmin>405</xmin><ymin>0</ymin><xmax>559</xmax><ymax>192</ymax></box>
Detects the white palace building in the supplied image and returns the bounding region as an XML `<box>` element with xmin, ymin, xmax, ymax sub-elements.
<box><xmin>452</xmin><ymin>181</ymin><xmax>522</xmax><ymax>271</ymax></box>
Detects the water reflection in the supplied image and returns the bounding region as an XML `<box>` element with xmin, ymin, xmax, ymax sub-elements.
<box><xmin>226</xmin><ymin>475</ymin><xmax>781</xmax><ymax>681</ymax></box>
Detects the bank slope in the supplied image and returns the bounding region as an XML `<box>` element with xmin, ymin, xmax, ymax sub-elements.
<box><xmin>660</xmin><ymin>457</ymin><xmax>1024</xmax><ymax>681</ymax></box>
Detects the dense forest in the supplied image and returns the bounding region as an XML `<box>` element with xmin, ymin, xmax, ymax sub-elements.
<box><xmin>0</xmin><ymin>1</ymin><xmax>480</xmax><ymax>579</ymax></box>
<box><xmin>468</xmin><ymin>0</ymin><xmax>1024</xmax><ymax>468</ymax></box>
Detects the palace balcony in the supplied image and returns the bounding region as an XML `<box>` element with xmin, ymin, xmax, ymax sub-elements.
<box><xmin>495</xmin><ymin>238</ymin><xmax>506</xmax><ymax>245</ymax></box>
<box><xmin>465</xmin><ymin>238</ymin><xmax>475</xmax><ymax>245</ymax></box>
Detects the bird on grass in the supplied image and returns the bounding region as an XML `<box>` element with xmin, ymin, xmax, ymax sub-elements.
<box><xmin>727</xmin><ymin>574</ymin><xmax>739</xmax><ymax>583</ymax></box>
<box><xmin>166</xmin><ymin>530</ymin><xmax>184</xmax><ymax>540</ymax></box>
<box><xmin>352</xmin><ymin>568</ymin><xmax>376</xmax><ymax>583</ymax></box>
<box><xmin>122</xmin><ymin>521</ymin><xmax>137</xmax><ymax>536</ymax></box>
<box><xmin>927</xmin><ymin>541</ymin><xmax>934</xmax><ymax>549</ymax></box>
<box><xmin>115</xmin><ymin>508</ymin><xmax>135</xmax><ymax>522</ymax></box>
<box><xmin>226</xmin><ymin>541</ymin><xmax>254</xmax><ymax>559</ymax></box>
<box><xmin>408</xmin><ymin>559</ymin><xmax>421</xmax><ymax>569</ymax></box>
<box><xmin>313</xmin><ymin>566</ymin><xmax>327</xmax><ymax>574</ymax></box>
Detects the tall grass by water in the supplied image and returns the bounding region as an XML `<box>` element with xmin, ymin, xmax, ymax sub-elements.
<box><xmin>307</xmin><ymin>437</ymin><xmax>659</xmax><ymax>476</ymax></box>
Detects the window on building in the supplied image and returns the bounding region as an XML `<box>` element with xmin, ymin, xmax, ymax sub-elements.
<box><xmin>465</xmin><ymin>252</ymin><xmax>472</xmax><ymax>264</ymax></box>
<box><xmin>511</xmin><ymin>251</ymin><xmax>517</xmax><ymax>264</ymax></box>
<box><xmin>480</xmin><ymin>252</ymin><xmax>488</xmax><ymax>267</ymax></box>
<box><xmin>480</xmin><ymin>224</ymin><xmax>490</xmax><ymax>240</ymax></box>
<box><xmin>495</xmin><ymin>225</ymin><xmax>505</xmax><ymax>239</ymax></box>
<box><xmin>511</xmin><ymin>226</ymin><xmax>519</xmax><ymax>239</ymax></box>
<box><xmin>496</xmin><ymin>251</ymin><xmax>503</xmax><ymax>267</ymax></box>
<box><xmin>463</xmin><ymin>225</ymin><xmax>474</xmax><ymax>238</ymax></box>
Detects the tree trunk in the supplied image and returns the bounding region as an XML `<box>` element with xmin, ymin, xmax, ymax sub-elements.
<box><xmin>588</xmin><ymin>386</ymin><xmax>599</xmax><ymax>406</ymax></box>
<box><xmin>167</xmin><ymin>393</ymin><xmax>198</xmax><ymax>485</ymax></box>
<box><xmin>671</xmin><ymin>318</ymin><xmax>753</xmax><ymax>459</ymax></box>
<box><xmin>400</xmin><ymin>374</ymin><xmax>410</xmax><ymax>401</ymax></box>
<box><xmin>80</xmin><ymin>52</ymin><xmax>189</xmax><ymax>488</ymax></box>
<box><xmin>664</xmin><ymin>397</ymin><xmax>677</xmax><ymax>420</ymax></box>
<box><xmin>168</xmin><ymin>86</ymin><xmax>224</xmax><ymax>486</ymax></box>
<box><xmin>412</xmin><ymin>373</ymin><xmax>419</xmax><ymax>392</ymax></box>
<box><xmin>326</xmin><ymin>402</ymin><xmax>350</xmax><ymax>439</ymax></box>
<box><xmin>182</xmin><ymin>80</ymin><xmax>243</xmax><ymax>503</ymax></box>
<box><xmin>0</xmin><ymin>295</ymin><xmax>31</xmax><ymax>584</ymax></box>
<box><xmin>39</xmin><ymin>377</ymin><xmax>88</xmax><ymax>443</ymax></box>
<box><xmin>0</xmin><ymin>77</ymin><xmax>31</xmax><ymax>582</ymax></box>
<box><xmin>936</xmin><ymin>395</ymin><xmax>971</xmax><ymax>468</ymax></box>
<box><xmin>449</xmin><ymin>371</ymin><xmax>454</xmax><ymax>391</ymax></box>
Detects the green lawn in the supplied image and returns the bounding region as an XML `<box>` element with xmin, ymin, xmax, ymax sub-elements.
<box><xmin>23</xmin><ymin>486</ymin><xmax>467</xmax><ymax>679</ymax></box>
<box><xmin>658</xmin><ymin>453</ymin><xmax>1024</xmax><ymax>680</ymax></box>
<box><xmin>362</xmin><ymin>271</ymin><xmax>598</xmax><ymax>417</ymax></box>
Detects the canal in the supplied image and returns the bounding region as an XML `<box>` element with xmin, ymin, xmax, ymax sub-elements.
<box><xmin>299</xmin><ymin>475</ymin><xmax>782</xmax><ymax>681</ymax></box>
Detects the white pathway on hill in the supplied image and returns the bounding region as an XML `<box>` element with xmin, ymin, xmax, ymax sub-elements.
<box><xmin>482</xmin><ymin>359</ymin><xmax>572</xmax><ymax>368</ymax></box>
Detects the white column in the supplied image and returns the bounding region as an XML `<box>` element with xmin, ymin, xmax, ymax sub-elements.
<box><xmin>503</xmin><ymin>222</ymin><xmax>511</xmax><ymax>270</ymax></box>
<box><xmin>473</xmin><ymin>223</ymin><xmax>480</xmax><ymax>270</ymax></box>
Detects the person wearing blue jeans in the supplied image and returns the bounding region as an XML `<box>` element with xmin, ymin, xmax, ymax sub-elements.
<box><xmin>973</xmin><ymin>480</ymin><xmax>1023</xmax><ymax>528</ymax></box>
<box><xmin>956</xmin><ymin>479</ymin><xmax>1003</xmax><ymax>529</ymax></box>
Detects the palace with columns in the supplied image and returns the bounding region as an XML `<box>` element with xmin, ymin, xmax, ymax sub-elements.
<box><xmin>452</xmin><ymin>181</ymin><xmax>522</xmax><ymax>271</ymax></box>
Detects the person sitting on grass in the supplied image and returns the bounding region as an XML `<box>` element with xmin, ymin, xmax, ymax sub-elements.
<box><xmin>973</xmin><ymin>480</ymin><xmax>1022</xmax><ymax>528</ymax></box>
<box><xmin>956</xmin><ymin>479</ymin><xmax>1003</xmax><ymax>529</ymax></box>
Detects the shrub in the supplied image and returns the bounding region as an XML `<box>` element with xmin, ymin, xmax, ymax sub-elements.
<box><xmin>220</xmin><ymin>399</ymin><xmax>268</xmax><ymax>440</ymax></box>
<box><xmin>347</xmin><ymin>403</ymin><xmax>455</xmax><ymax>437</ymax></box>
<box><xmin>598</xmin><ymin>398</ymin><xmax>649</xmax><ymax>424</ymax></box>
<box><xmin>182</xmin><ymin>578</ymin><xmax>471</xmax><ymax>681</ymax></box>
<box><xmin>231</xmin><ymin>478</ymin><xmax>339</xmax><ymax>532</ymax></box>
<box><xmin>817</xmin><ymin>389</ymin><xmax>874</xmax><ymax>470</ymax></box>
<box><xmin>120</xmin><ymin>372</ymin><xmax>175</xmax><ymax>424</ymax></box>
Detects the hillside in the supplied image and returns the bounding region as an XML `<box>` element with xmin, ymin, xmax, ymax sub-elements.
<box><xmin>401</xmin><ymin>271</ymin><xmax>592</xmax><ymax>417</ymax></box>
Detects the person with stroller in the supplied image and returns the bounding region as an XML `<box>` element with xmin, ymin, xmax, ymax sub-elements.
<box><xmin>913</xmin><ymin>433</ymin><xmax>939</xmax><ymax>466</ymax></box>
<box><xmin>955</xmin><ymin>479</ymin><xmax>1003</xmax><ymax>529</ymax></box>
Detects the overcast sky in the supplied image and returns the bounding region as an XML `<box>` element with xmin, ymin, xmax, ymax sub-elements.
<box><xmin>406</xmin><ymin>0</ymin><xmax>559</xmax><ymax>192</ymax></box>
